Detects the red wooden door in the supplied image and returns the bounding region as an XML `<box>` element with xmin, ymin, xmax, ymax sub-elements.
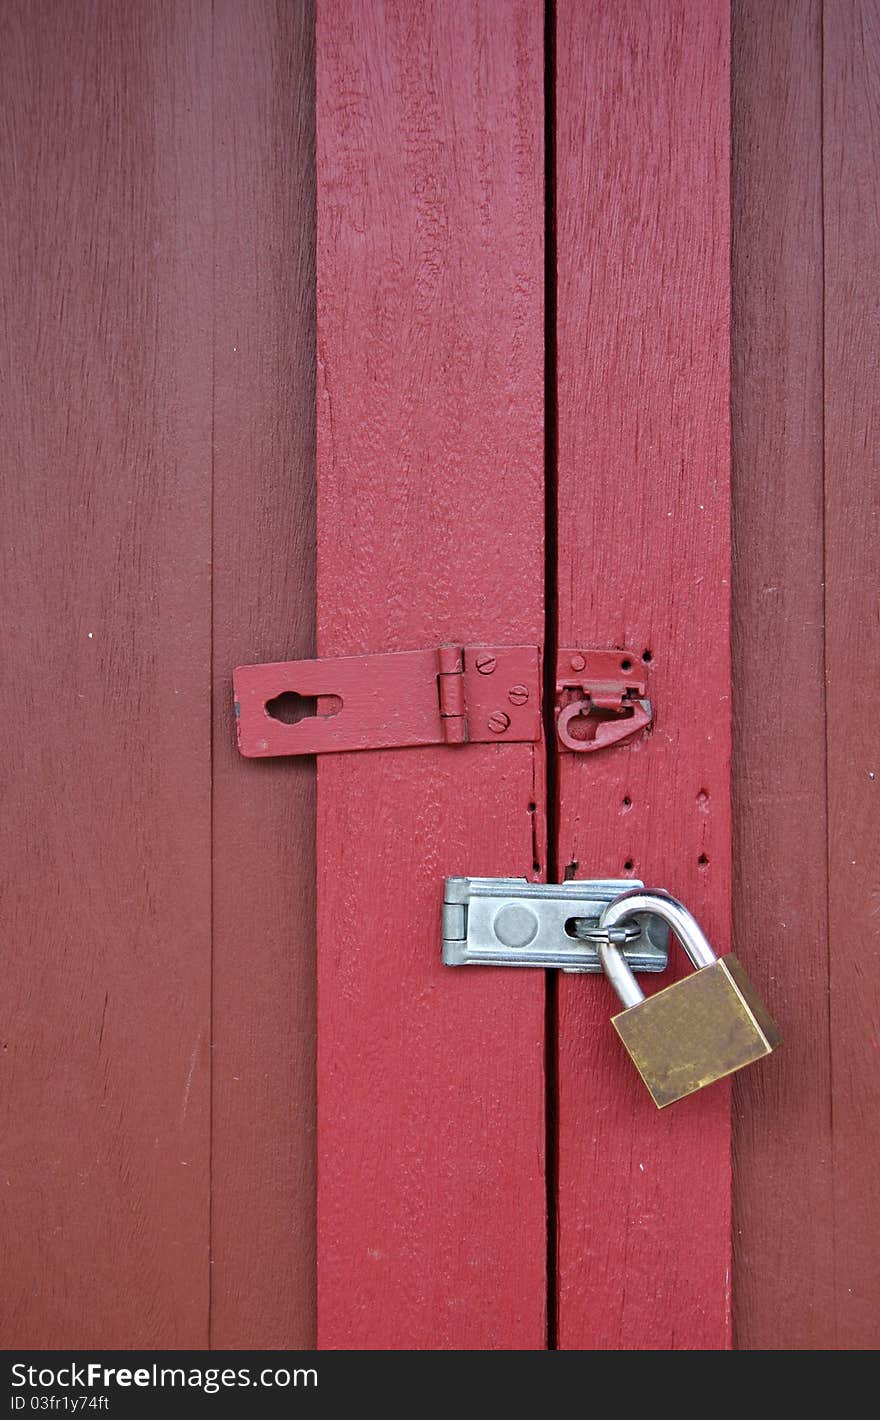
<box><xmin>3</xmin><ymin>0</ymin><xmax>879</xmax><ymax>1354</ymax></box>
<box><xmin>311</xmin><ymin>0</ymin><xmax>733</xmax><ymax>1348</ymax></box>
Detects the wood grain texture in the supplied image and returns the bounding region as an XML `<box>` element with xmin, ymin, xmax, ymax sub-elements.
<box><xmin>0</xmin><ymin>0</ymin><xmax>318</xmax><ymax>1347</ymax></box>
<box><xmin>0</xmin><ymin>0</ymin><xmax>213</xmax><ymax>1345</ymax></box>
<box><xmin>553</xmin><ymin>0</ymin><xmax>733</xmax><ymax>1349</ymax></box>
<box><xmin>730</xmin><ymin>0</ymin><xmax>832</xmax><ymax>1350</ymax></box>
<box><xmin>315</xmin><ymin>0</ymin><xmax>547</xmax><ymax>1349</ymax></box>
<box><xmin>210</xmin><ymin>0</ymin><xmax>317</xmax><ymax>1347</ymax></box>
<box><xmin>822</xmin><ymin>0</ymin><xmax>880</xmax><ymax>1350</ymax></box>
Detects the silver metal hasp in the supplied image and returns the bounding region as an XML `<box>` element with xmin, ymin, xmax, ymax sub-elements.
<box><xmin>442</xmin><ymin>877</ymin><xmax>669</xmax><ymax>973</ymax></box>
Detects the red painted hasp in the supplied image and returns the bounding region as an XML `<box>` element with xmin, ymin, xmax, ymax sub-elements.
<box><xmin>554</xmin><ymin>0</ymin><xmax>734</xmax><ymax>1349</ymax></box>
<box><xmin>314</xmin><ymin>0</ymin><xmax>547</xmax><ymax>1349</ymax></box>
<box><xmin>234</xmin><ymin>645</ymin><xmax>540</xmax><ymax>756</ymax></box>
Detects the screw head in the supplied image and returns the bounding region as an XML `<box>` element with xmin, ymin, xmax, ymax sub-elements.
<box><xmin>508</xmin><ymin>684</ymin><xmax>529</xmax><ymax>705</ymax></box>
<box><xmin>488</xmin><ymin>711</ymin><xmax>511</xmax><ymax>734</ymax></box>
<box><xmin>475</xmin><ymin>653</ymin><xmax>497</xmax><ymax>675</ymax></box>
<box><xmin>570</xmin><ymin>653</ymin><xmax>586</xmax><ymax>672</ymax></box>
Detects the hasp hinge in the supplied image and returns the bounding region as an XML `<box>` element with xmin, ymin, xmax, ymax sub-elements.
<box><xmin>554</xmin><ymin>648</ymin><xmax>653</xmax><ymax>753</ymax></box>
<box><xmin>233</xmin><ymin>644</ymin><xmax>541</xmax><ymax>758</ymax></box>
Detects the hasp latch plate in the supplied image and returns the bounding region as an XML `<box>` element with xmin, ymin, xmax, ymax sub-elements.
<box><xmin>234</xmin><ymin>645</ymin><xmax>541</xmax><ymax>758</ymax></box>
<box><xmin>442</xmin><ymin>877</ymin><xmax>669</xmax><ymax>973</ymax></box>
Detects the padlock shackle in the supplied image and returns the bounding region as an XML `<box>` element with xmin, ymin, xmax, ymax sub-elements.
<box><xmin>598</xmin><ymin>936</ymin><xmax>647</xmax><ymax>1008</ymax></box>
<box><xmin>598</xmin><ymin>890</ymin><xmax>718</xmax><ymax>1010</ymax></box>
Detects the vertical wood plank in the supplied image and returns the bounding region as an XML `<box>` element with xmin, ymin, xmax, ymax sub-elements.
<box><xmin>315</xmin><ymin>0</ymin><xmax>547</xmax><ymax>1349</ymax></box>
<box><xmin>823</xmin><ymin>0</ymin><xmax>880</xmax><ymax>1350</ymax></box>
<box><xmin>0</xmin><ymin>0</ymin><xmax>212</xmax><ymax>1345</ymax></box>
<box><xmin>554</xmin><ymin>0</ymin><xmax>733</xmax><ymax>1348</ymax></box>
<box><xmin>730</xmin><ymin>0</ymin><xmax>832</xmax><ymax>1350</ymax></box>
<box><xmin>210</xmin><ymin>0</ymin><xmax>317</xmax><ymax>1346</ymax></box>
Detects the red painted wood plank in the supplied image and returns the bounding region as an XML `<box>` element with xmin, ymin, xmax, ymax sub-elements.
<box><xmin>210</xmin><ymin>0</ymin><xmax>317</xmax><ymax>1347</ymax></box>
<box><xmin>730</xmin><ymin>0</ymin><xmax>833</xmax><ymax>1350</ymax></box>
<box><xmin>0</xmin><ymin>0</ymin><xmax>213</xmax><ymax>1346</ymax></box>
<box><xmin>823</xmin><ymin>0</ymin><xmax>880</xmax><ymax>1349</ymax></box>
<box><xmin>315</xmin><ymin>0</ymin><xmax>546</xmax><ymax>1349</ymax></box>
<box><xmin>553</xmin><ymin>0</ymin><xmax>733</xmax><ymax>1348</ymax></box>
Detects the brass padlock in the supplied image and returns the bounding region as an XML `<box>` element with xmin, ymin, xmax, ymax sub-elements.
<box><xmin>597</xmin><ymin>889</ymin><xmax>781</xmax><ymax>1108</ymax></box>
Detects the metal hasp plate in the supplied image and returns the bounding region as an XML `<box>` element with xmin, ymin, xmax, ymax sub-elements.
<box><xmin>555</xmin><ymin>648</ymin><xmax>652</xmax><ymax>752</ymax></box>
<box><xmin>442</xmin><ymin>877</ymin><xmax>669</xmax><ymax>973</ymax></box>
<box><xmin>234</xmin><ymin>645</ymin><xmax>540</xmax><ymax>757</ymax></box>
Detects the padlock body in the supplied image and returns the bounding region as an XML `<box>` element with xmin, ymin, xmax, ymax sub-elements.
<box><xmin>611</xmin><ymin>954</ymin><xmax>781</xmax><ymax>1108</ymax></box>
